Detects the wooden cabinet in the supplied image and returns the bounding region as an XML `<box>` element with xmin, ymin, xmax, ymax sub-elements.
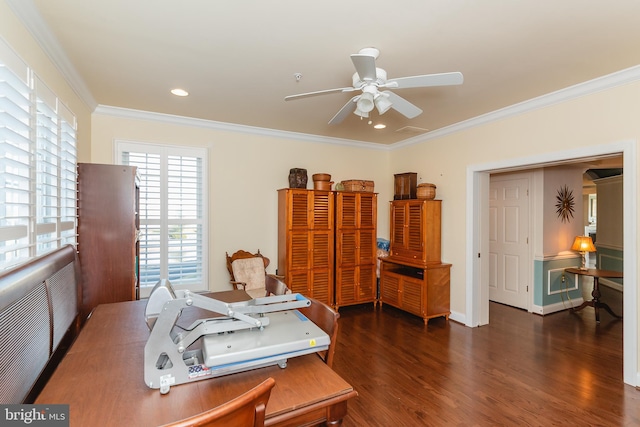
<box><xmin>277</xmin><ymin>189</ymin><xmax>334</xmax><ymax>305</ymax></box>
<box><xmin>335</xmin><ymin>192</ymin><xmax>377</xmax><ymax>309</ymax></box>
<box><xmin>389</xmin><ymin>199</ymin><xmax>441</xmax><ymax>265</ymax></box>
<box><xmin>379</xmin><ymin>260</ymin><xmax>451</xmax><ymax>323</ymax></box>
<box><xmin>381</xmin><ymin>198</ymin><xmax>450</xmax><ymax>323</ymax></box>
<box><xmin>77</xmin><ymin>163</ymin><xmax>140</xmax><ymax>321</ymax></box>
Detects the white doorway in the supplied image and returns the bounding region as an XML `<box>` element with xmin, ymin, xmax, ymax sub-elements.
<box><xmin>466</xmin><ymin>140</ymin><xmax>638</xmax><ymax>386</ymax></box>
<box><xmin>489</xmin><ymin>173</ymin><xmax>531</xmax><ymax>310</ymax></box>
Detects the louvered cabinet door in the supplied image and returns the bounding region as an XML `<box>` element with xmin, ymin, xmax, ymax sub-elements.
<box><xmin>401</xmin><ymin>276</ymin><xmax>425</xmax><ymax>317</ymax></box>
<box><xmin>290</xmin><ymin>189</ymin><xmax>310</xmax><ymax>229</ymax></box>
<box><xmin>335</xmin><ymin>229</ymin><xmax>357</xmax><ymax>307</ymax></box>
<box><xmin>311</xmin><ymin>191</ymin><xmax>333</xmax><ymax>230</ymax></box>
<box><xmin>310</xmin><ymin>268</ymin><xmax>333</xmax><ymax>306</ymax></box>
<box><xmin>389</xmin><ymin>199</ymin><xmax>441</xmax><ymax>265</ymax></box>
<box><xmin>277</xmin><ymin>188</ymin><xmax>334</xmax><ymax>304</ymax></box>
<box><xmin>336</xmin><ymin>192</ymin><xmax>357</xmax><ymax>229</ymax></box>
<box><xmin>357</xmin><ymin>264</ymin><xmax>376</xmax><ymax>301</ymax></box>
<box><xmin>389</xmin><ymin>201</ymin><xmax>407</xmax><ymax>258</ymax></box>
<box><xmin>310</xmin><ymin>229</ymin><xmax>334</xmax><ymax>304</ymax></box>
<box><xmin>379</xmin><ymin>264</ymin><xmax>401</xmax><ymax>307</ymax></box>
<box><xmin>287</xmin><ymin>269</ymin><xmax>311</xmax><ymax>295</ymax></box>
<box><xmin>405</xmin><ymin>201</ymin><xmax>424</xmax><ymax>261</ymax></box>
<box><xmin>335</xmin><ymin>192</ymin><xmax>377</xmax><ymax>308</ymax></box>
<box><xmin>336</xmin><ymin>266</ymin><xmax>357</xmax><ymax>306</ymax></box>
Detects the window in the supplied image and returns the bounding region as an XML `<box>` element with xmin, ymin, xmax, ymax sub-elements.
<box><xmin>0</xmin><ymin>39</ymin><xmax>77</xmax><ymax>270</ymax></box>
<box><xmin>116</xmin><ymin>141</ymin><xmax>208</xmax><ymax>295</ymax></box>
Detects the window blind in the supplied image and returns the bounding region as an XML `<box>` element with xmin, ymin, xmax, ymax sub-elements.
<box><xmin>0</xmin><ymin>39</ymin><xmax>77</xmax><ymax>270</ymax></box>
<box><xmin>119</xmin><ymin>142</ymin><xmax>207</xmax><ymax>293</ymax></box>
<box><xmin>0</xmin><ymin>56</ymin><xmax>34</xmax><ymax>267</ymax></box>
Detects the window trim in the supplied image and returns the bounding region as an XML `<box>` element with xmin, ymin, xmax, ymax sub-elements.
<box><xmin>115</xmin><ymin>139</ymin><xmax>209</xmax><ymax>297</ymax></box>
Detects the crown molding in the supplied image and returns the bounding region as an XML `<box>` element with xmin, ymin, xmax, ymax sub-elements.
<box><xmin>392</xmin><ymin>65</ymin><xmax>640</xmax><ymax>150</ymax></box>
<box><xmin>6</xmin><ymin>0</ymin><xmax>97</xmax><ymax>110</ymax></box>
<box><xmin>94</xmin><ymin>105</ymin><xmax>388</xmax><ymax>150</ymax></box>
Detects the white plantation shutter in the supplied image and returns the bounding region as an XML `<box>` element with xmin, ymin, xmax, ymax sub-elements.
<box><xmin>58</xmin><ymin>103</ymin><xmax>77</xmax><ymax>247</ymax></box>
<box><xmin>35</xmin><ymin>77</ymin><xmax>59</xmax><ymax>254</ymax></box>
<box><xmin>167</xmin><ymin>155</ymin><xmax>204</xmax><ymax>283</ymax></box>
<box><xmin>118</xmin><ymin>141</ymin><xmax>207</xmax><ymax>293</ymax></box>
<box><xmin>0</xmin><ymin>39</ymin><xmax>77</xmax><ymax>270</ymax></box>
<box><xmin>0</xmin><ymin>57</ymin><xmax>33</xmax><ymax>267</ymax></box>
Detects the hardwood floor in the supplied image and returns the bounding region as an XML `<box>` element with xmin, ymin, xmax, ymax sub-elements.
<box><xmin>332</xmin><ymin>301</ymin><xmax>640</xmax><ymax>426</ymax></box>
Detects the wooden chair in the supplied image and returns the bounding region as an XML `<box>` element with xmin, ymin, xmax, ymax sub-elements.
<box><xmin>298</xmin><ymin>297</ymin><xmax>340</xmax><ymax>368</ymax></box>
<box><xmin>225</xmin><ymin>250</ymin><xmax>287</xmax><ymax>299</ymax></box>
<box><xmin>265</xmin><ymin>275</ymin><xmax>290</xmax><ymax>296</ymax></box>
<box><xmin>160</xmin><ymin>377</ymin><xmax>275</xmax><ymax>427</ymax></box>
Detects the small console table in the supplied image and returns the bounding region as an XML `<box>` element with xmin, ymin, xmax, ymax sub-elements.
<box><xmin>564</xmin><ymin>267</ymin><xmax>623</xmax><ymax>323</ymax></box>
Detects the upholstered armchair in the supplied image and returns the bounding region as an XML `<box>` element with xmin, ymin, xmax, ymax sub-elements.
<box><xmin>225</xmin><ymin>250</ymin><xmax>288</xmax><ymax>299</ymax></box>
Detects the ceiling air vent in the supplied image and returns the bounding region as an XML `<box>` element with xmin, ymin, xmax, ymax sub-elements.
<box><xmin>395</xmin><ymin>126</ymin><xmax>429</xmax><ymax>135</ymax></box>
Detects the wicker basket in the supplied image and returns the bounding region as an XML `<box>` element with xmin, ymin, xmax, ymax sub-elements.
<box><xmin>341</xmin><ymin>180</ymin><xmax>374</xmax><ymax>192</ymax></box>
<box><xmin>417</xmin><ymin>183</ymin><xmax>436</xmax><ymax>199</ymax></box>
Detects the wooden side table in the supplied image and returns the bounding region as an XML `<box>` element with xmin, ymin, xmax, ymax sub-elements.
<box><xmin>564</xmin><ymin>267</ymin><xmax>623</xmax><ymax>322</ymax></box>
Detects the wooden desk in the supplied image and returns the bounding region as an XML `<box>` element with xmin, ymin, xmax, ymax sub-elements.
<box><xmin>36</xmin><ymin>290</ymin><xmax>357</xmax><ymax>426</ymax></box>
<box><xmin>564</xmin><ymin>268</ymin><xmax>623</xmax><ymax>322</ymax></box>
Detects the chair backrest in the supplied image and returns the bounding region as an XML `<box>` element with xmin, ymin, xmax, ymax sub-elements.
<box><xmin>231</xmin><ymin>257</ymin><xmax>267</xmax><ymax>291</ymax></box>
<box><xmin>265</xmin><ymin>275</ymin><xmax>290</xmax><ymax>297</ymax></box>
<box><xmin>298</xmin><ymin>298</ymin><xmax>340</xmax><ymax>368</ymax></box>
<box><xmin>160</xmin><ymin>377</ymin><xmax>275</xmax><ymax>427</ymax></box>
<box><xmin>225</xmin><ymin>250</ymin><xmax>269</xmax><ymax>282</ymax></box>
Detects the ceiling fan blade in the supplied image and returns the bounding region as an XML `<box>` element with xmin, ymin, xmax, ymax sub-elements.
<box><xmin>387</xmin><ymin>71</ymin><xmax>464</xmax><ymax>89</ymax></box>
<box><xmin>285</xmin><ymin>86</ymin><xmax>355</xmax><ymax>101</ymax></box>
<box><xmin>350</xmin><ymin>53</ymin><xmax>377</xmax><ymax>82</ymax></box>
<box><xmin>328</xmin><ymin>96</ymin><xmax>358</xmax><ymax>125</ymax></box>
<box><xmin>383</xmin><ymin>91</ymin><xmax>423</xmax><ymax>119</ymax></box>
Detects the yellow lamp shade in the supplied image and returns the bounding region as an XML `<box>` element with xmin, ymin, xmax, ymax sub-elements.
<box><xmin>571</xmin><ymin>236</ymin><xmax>595</xmax><ymax>253</ymax></box>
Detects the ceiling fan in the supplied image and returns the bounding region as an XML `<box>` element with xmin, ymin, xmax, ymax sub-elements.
<box><xmin>284</xmin><ymin>47</ymin><xmax>464</xmax><ymax>125</ymax></box>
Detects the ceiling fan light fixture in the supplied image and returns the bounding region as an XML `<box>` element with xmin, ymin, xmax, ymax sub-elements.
<box><xmin>356</xmin><ymin>91</ymin><xmax>375</xmax><ymax>113</ymax></box>
<box><xmin>374</xmin><ymin>94</ymin><xmax>393</xmax><ymax>115</ymax></box>
<box><xmin>353</xmin><ymin>107</ymin><xmax>369</xmax><ymax>118</ymax></box>
<box><xmin>284</xmin><ymin>47</ymin><xmax>463</xmax><ymax>126</ymax></box>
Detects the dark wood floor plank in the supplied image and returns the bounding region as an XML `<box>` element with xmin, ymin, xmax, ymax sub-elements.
<box><xmin>332</xmin><ymin>301</ymin><xmax>640</xmax><ymax>426</ymax></box>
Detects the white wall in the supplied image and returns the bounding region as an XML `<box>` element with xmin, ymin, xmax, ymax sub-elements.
<box><xmin>541</xmin><ymin>166</ymin><xmax>584</xmax><ymax>257</ymax></box>
<box><xmin>388</xmin><ymin>78</ymin><xmax>640</xmax><ymax>385</ymax></box>
<box><xmin>90</xmin><ymin>111</ymin><xmax>391</xmax><ymax>290</ymax></box>
<box><xmin>0</xmin><ymin>1</ymin><xmax>93</xmax><ymax>160</ymax></box>
<box><xmin>595</xmin><ymin>175</ymin><xmax>623</xmax><ymax>249</ymax></box>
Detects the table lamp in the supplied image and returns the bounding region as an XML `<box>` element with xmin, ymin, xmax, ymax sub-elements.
<box><xmin>571</xmin><ymin>235</ymin><xmax>595</xmax><ymax>270</ymax></box>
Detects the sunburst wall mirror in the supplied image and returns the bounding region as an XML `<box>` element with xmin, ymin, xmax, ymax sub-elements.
<box><xmin>555</xmin><ymin>185</ymin><xmax>575</xmax><ymax>223</ymax></box>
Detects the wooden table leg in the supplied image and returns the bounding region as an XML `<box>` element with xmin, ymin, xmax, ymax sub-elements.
<box><xmin>592</xmin><ymin>277</ymin><xmax>602</xmax><ymax>322</ymax></box>
<box><xmin>326</xmin><ymin>400</ymin><xmax>348</xmax><ymax>426</ymax></box>
<box><xmin>572</xmin><ymin>276</ymin><xmax>622</xmax><ymax>323</ymax></box>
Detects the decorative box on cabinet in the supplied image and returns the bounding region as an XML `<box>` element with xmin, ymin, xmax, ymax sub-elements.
<box><xmin>394</xmin><ymin>172</ymin><xmax>417</xmax><ymax>200</ymax></box>
<box><xmin>335</xmin><ymin>192</ymin><xmax>377</xmax><ymax>309</ymax></box>
<box><xmin>379</xmin><ymin>259</ymin><xmax>451</xmax><ymax>323</ymax></box>
<box><xmin>277</xmin><ymin>188</ymin><xmax>334</xmax><ymax>306</ymax></box>
<box><xmin>389</xmin><ymin>199</ymin><xmax>441</xmax><ymax>265</ymax></box>
<box><xmin>77</xmin><ymin>163</ymin><xmax>140</xmax><ymax>321</ymax></box>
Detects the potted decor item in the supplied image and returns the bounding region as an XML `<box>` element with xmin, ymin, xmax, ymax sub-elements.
<box><xmin>312</xmin><ymin>173</ymin><xmax>333</xmax><ymax>190</ymax></box>
<box><xmin>417</xmin><ymin>183</ymin><xmax>436</xmax><ymax>199</ymax></box>
<box><xmin>288</xmin><ymin>168</ymin><xmax>308</xmax><ymax>188</ymax></box>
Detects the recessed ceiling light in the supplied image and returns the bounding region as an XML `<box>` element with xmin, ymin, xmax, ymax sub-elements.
<box><xmin>171</xmin><ymin>88</ymin><xmax>189</xmax><ymax>97</ymax></box>
<box><xmin>374</xmin><ymin>124</ymin><xmax>386</xmax><ymax>129</ymax></box>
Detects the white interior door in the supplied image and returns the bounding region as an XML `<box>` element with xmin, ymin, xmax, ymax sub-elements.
<box><xmin>489</xmin><ymin>173</ymin><xmax>530</xmax><ymax>309</ymax></box>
